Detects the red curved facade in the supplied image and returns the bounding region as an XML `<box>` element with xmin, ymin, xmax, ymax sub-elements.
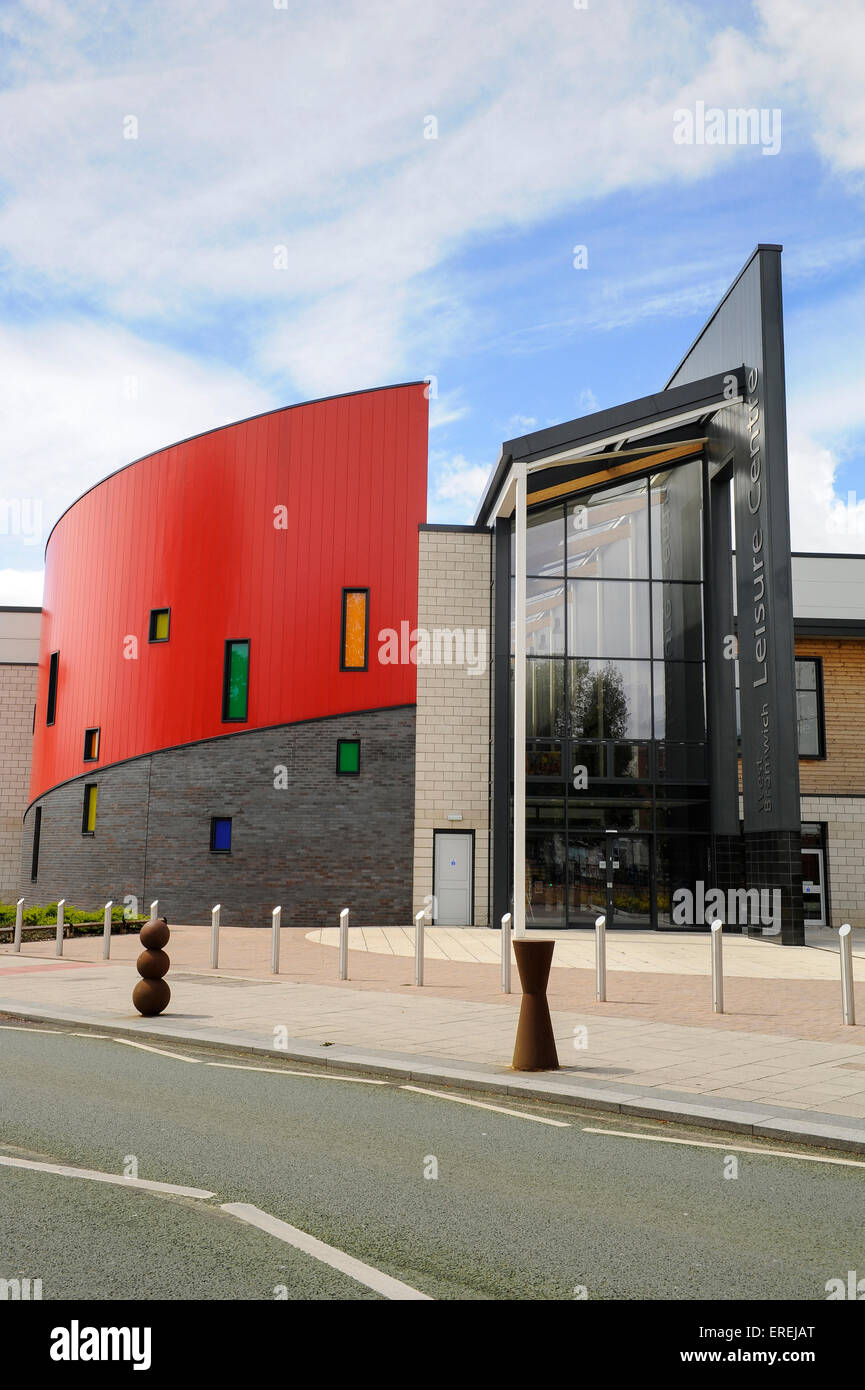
<box><xmin>30</xmin><ymin>383</ymin><xmax>429</xmax><ymax>804</ymax></box>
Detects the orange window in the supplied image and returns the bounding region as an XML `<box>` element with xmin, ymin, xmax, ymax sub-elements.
<box><xmin>341</xmin><ymin>589</ymin><xmax>368</xmax><ymax>670</ymax></box>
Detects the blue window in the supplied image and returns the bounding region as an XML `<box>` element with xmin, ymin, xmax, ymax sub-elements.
<box><xmin>210</xmin><ymin>817</ymin><xmax>232</xmax><ymax>853</ymax></box>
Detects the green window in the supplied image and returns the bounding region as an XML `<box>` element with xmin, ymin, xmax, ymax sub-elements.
<box><xmin>82</xmin><ymin>784</ymin><xmax>98</xmax><ymax>835</ymax></box>
<box><xmin>222</xmin><ymin>640</ymin><xmax>250</xmax><ymax>721</ymax></box>
<box><xmin>336</xmin><ymin>739</ymin><xmax>360</xmax><ymax>775</ymax></box>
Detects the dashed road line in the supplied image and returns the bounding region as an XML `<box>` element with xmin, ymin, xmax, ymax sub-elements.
<box><xmin>583</xmin><ymin>1126</ymin><xmax>865</xmax><ymax>1168</ymax></box>
<box><xmin>204</xmin><ymin>1061</ymin><xmax>387</xmax><ymax>1084</ymax></box>
<box><xmin>0</xmin><ymin>1152</ymin><xmax>215</xmax><ymax>1198</ymax></box>
<box><xmin>221</xmin><ymin>1203</ymin><xmax>432</xmax><ymax>1300</ymax></box>
<box><xmin>400</xmin><ymin>1084</ymin><xmax>570</xmax><ymax>1127</ymax></box>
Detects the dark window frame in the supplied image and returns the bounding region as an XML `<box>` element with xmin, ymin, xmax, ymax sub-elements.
<box><xmin>30</xmin><ymin>805</ymin><xmax>42</xmax><ymax>882</ymax></box>
<box><xmin>46</xmin><ymin>651</ymin><xmax>59</xmax><ymax>726</ymax></box>
<box><xmin>210</xmin><ymin>816</ymin><xmax>232</xmax><ymax>853</ymax></box>
<box><xmin>221</xmin><ymin>639</ymin><xmax>250</xmax><ymax>722</ymax></box>
<box><xmin>795</xmin><ymin>656</ymin><xmax>826</xmax><ymax>760</ymax></box>
<box><xmin>148</xmin><ymin>608</ymin><xmax>171</xmax><ymax>643</ymax></box>
<box><xmin>336</xmin><ymin>738</ymin><xmax>361</xmax><ymax>775</ymax></box>
<box><xmin>83</xmin><ymin>727</ymin><xmax>100</xmax><ymax>762</ymax></box>
<box><xmin>81</xmin><ymin>783</ymin><xmax>98</xmax><ymax>836</ymax></box>
<box><xmin>340</xmin><ymin>587</ymin><xmax>370</xmax><ymax>672</ymax></box>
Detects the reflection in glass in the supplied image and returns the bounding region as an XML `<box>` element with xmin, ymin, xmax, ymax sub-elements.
<box><xmin>653</xmin><ymin>661</ymin><xmax>705</xmax><ymax>740</ymax></box>
<box><xmin>567</xmin><ymin>835</ymin><xmax>607</xmax><ymax>925</ymax></box>
<box><xmin>651</xmin><ymin>583</ymin><xmax>704</xmax><ymax>661</ymax></box>
<box><xmin>568</xmin><ymin>579</ymin><xmax>650</xmax><ymax>658</ymax></box>
<box><xmin>526</xmin><ymin>658</ymin><xmax>566</xmax><ymax>738</ymax></box>
<box><xmin>656</xmin><ymin>834</ymin><xmax>710</xmax><ymax>927</ymax></box>
<box><xmin>511</xmin><ymin>579</ymin><xmax>567</xmax><ymax>656</ymax></box>
<box><xmin>511</xmin><ymin>506</ymin><xmax>566</xmax><ymax>577</ymax></box>
<box><xmin>526</xmin><ymin>796</ymin><xmax>565</xmax><ymax>828</ymax></box>
<box><xmin>650</xmin><ymin>462</ymin><xmax>703</xmax><ymax>580</ymax></box>
<box><xmin>568</xmin><ymin>659</ymin><xmax>652</xmax><ymax>739</ymax></box>
<box><xmin>609</xmin><ymin>836</ymin><xmax>653</xmax><ymax>926</ymax></box>
<box><xmin>567</xmin><ymin>477</ymin><xmax>649</xmax><ymax>579</ymax></box>
<box><xmin>526</xmin><ymin>834</ymin><xmax>566</xmax><ymax>926</ymax></box>
<box><xmin>526</xmin><ymin>742</ymin><xmax>563</xmax><ymax>778</ymax></box>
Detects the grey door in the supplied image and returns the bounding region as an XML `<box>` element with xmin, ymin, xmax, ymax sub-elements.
<box><xmin>433</xmin><ymin>833</ymin><xmax>473</xmax><ymax>925</ymax></box>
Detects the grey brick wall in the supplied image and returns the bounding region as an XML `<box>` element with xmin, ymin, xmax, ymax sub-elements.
<box><xmin>21</xmin><ymin>706</ymin><xmax>416</xmax><ymax>926</ymax></box>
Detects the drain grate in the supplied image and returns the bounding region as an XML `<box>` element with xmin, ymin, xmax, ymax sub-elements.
<box><xmin>169</xmin><ymin>973</ymin><xmax>267</xmax><ymax>988</ymax></box>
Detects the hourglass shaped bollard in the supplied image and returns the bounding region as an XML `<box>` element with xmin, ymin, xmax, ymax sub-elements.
<box><xmin>133</xmin><ymin>917</ymin><xmax>171</xmax><ymax>1016</ymax></box>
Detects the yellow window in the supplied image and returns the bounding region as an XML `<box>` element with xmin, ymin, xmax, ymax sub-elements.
<box><xmin>83</xmin><ymin>785</ymin><xmax>97</xmax><ymax>834</ymax></box>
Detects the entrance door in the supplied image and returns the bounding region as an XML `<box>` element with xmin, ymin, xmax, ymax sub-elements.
<box><xmin>609</xmin><ymin>835</ymin><xmax>653</xmax><ymax>928</ymax></box>
<box><xmin>801</xmin><ymin>847</ymin><xmax>826</xmax><ymax>926</ymax></box>
<box><xmin>433</xmin><ymin>832</ymin><xmax>473</xmax><ymax>925</ymax></box>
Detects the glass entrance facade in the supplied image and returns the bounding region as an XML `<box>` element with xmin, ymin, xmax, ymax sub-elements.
<box><xmin>512</xmin><ymin>460</ymin><xmax>711</xmax><ymax>928</ymax></box>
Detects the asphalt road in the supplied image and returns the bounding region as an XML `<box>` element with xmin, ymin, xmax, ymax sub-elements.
<box><xmin>2</xmin><ymin>1019</ymin><xmax>864</xmax><ymax>1301</ymax></box>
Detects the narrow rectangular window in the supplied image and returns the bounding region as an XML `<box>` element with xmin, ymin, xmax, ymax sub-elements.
<box><xmin>46</xmin><ymin>651</ymin><xmax>59</xmax><ymax>726</ymax></box>
<box><xmin>149</xmin><ymin>608</ymin><xmax>170</xmax><ymax>642</ymax></box>
<box><xmin>340</xmin><ymin>588</ymin><xmax>369</xmax><ymax>671</ymax></box>
<box><xmin>337</xmin><ymin>739</ymin><xmax>361</xmax><ymax>775</ymax></box>
<box><xmin>795</xmin><ymin>657</ymin><xmax>825</xmax><ymax>759</ymax></box>
<box><xmin>210</xmin><ymin>816</ymin><xmax>232</xmax><ymax>852</ymax></box>
<box><xmin>222</xmin><ymin>640</ymin><xmax>250</xmax><ymax>721</ymax></box>
<box><xmin>30</xmin><ymin>806</ymin><xmax>42</xmax><ymax>882</ymax></box>
<box><xmin>82</xmin><ymin>784</ymin><xmax>98</xmax><ymax>835</ymax></box>
<box><xmin>83</xmin><ymin>727</ymin><xmax>100</xmax><ymax>761</ymax></box>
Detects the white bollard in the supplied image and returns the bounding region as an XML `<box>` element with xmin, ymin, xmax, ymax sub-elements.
<box><xmin>102</xmin><ymin>901</ymin><xmax>113</xmax><ymax>960</ymax></box>
<box><xmin>271</xmin><ymin>906</ymin><xmax>281</xmax><ymax>975</ymax></box>
<box><xmin>13</xmin><ymin>898</ymin><xmax>24</xmax><ymax>953</ymax></box>
<box><xmin>711</xmin><ymin>917</ymin><xmax>724</xmax><ymax>1014</ymax></box>
<box><xmin>338</xmin><ymin>907</ymin><xmax>349</xmax><ymax>981</ymax></box>
<box><xmin>839</xmin><ymin>923</ymin><xmax>856</xmax><ymax>1026</ymax></box>
<box><xmin>414</xmin><ymin>909</ymin><xmax>425</xmax><ymax>987</ymax></box>
<box><xmin>595</xmin><ymin>914</ymin><xmax>606</xmax><ymax>1002</ymax></box>
<box><xmin>55</xmin><ymin>899</ymin><xmax>65</xmax><ymax>957</ymax></box>
<box><xmin>150</xmin><ymin>900</ymin><xmax>158</xmax><ymax>922</ymax></box>
<box><xmin>210</xmin><ymin>904</ymin><xmax>221</xmax><ymax>969</ymax></box>
<box><xmin>501</xmin><ymin>912</ymin><xmax>512</xmax><ymax>994</ymax></box>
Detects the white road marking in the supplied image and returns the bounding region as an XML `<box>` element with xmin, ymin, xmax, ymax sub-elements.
<box><xmin>583</xmin><ymin>1127</ymin><xmax>865</xmax><ymax>1168</ymax></box>
<box><xmin>400</xmin><ymin>1084</ymin><xmax>570</xmax><ymax>1127</ymax></box>
<box><xmin>204</xmin><ymin>1061</ymin><xmax>386</xmax><ymax>1084</ymax></box>
<box><xmin>112</xmin><ymin>1037</ymin><xmax>201</xmax><ymax>1062</ymax></box>
<box><xmin>222</xmin><ymin>1202</ymin><xmax>431</xmax><ymax>1300</ymax></box>
<box><xmin>0</xmin><ymin>1024</ymin><xmax>65</xmax><ymax>1034</ymax></box>
<box><xmin>0</xmin><ymin>1152</ymin><xmax>214</xmax><ymax>1198</ymax></box>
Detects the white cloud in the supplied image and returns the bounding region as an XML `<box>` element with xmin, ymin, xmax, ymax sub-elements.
<box><xmin>0</xmin><ymin>318</ymin><xmax>274</xmax><ymax>573</ymax></box>
<box><xmin>429</xmin><ymin>453</ymin><xmax>490</xmax><ymax>522</ymax></box>
<box><xmin>0</xmin><ymin>568</ymin><xmax>43</xmax><ymax>605</ymax></box>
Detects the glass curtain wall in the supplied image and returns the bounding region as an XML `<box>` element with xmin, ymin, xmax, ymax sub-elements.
<box><xmin>511</xmin><ymin>460</ymin><xmax>709</xmax><ymax>928</ymax></box>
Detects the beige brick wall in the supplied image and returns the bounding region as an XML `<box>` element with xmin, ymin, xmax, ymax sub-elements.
<box><xmin>413</xmin><ymin>528</ymin><xmax>491</xmax><ymax>925</ymax></box>
<box><xmin>801</xmin><ymin>795</ymin><xmax>865</xmax><ymax>929</ymax></box>
<box><xmin>0</xmin><ymin>663</ymin><xmax>37</xmax><ymax>901</ymax></box>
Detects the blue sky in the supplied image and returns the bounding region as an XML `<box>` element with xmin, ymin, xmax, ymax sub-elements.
<box><xmin>1</xmin><ymin>0</ymin><xmax>864</xmax><ymax>601</ymax></box>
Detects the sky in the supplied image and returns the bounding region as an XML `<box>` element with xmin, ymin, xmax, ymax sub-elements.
<box><xmin>1</xmin><ymin>0</ymin><xmax>864</xmax><ymax>604</ymax></box>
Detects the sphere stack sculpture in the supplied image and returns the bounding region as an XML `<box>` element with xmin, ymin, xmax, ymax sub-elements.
<box><xmin>133</xmin><ymin>916</ymin><xmax>171</xmax><ymax>1016</ymax></box>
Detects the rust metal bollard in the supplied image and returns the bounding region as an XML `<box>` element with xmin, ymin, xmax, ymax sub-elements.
<box><xmin>133</xmin><ymin>916</ymin><xmax>171</xmax><ymax>1016</ymax></box>
<box><xmin>512</xmin><ymin>938</ymin><xmax>559</xmax><ymax>1071</ymax></box>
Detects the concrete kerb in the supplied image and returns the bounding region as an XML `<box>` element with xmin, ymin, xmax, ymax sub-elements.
<box><xmin>4</xmin><ymin>1000</ymin><xmax>865</xmax><ymax>1154</ymax></box>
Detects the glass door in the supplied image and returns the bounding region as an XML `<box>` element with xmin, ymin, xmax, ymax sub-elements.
<box><xmin>609</xmin><ymin>834</ymin><xmax>653</xmax><ymax>928</ymax></box>
<box><xmin>801</xmin><ymin>847</ymin><xmax>826</xmax><ymax>926</ymax></box>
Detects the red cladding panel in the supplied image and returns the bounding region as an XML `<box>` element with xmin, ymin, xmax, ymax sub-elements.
<box><xmin>30</xmin><ymin>384</ymin><xmax>429</xmax><ymax>802</ymax></box>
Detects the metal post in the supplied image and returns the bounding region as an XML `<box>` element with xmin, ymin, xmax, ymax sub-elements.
<box><xmin>271</xmin><ymin>906</ymin><xmax>281</xmax><ymax>975</ymax></box>
<box><xmin>150</xmin><ymin>900</ymin><xmax>158</xmax><ymax>921</ymax></box>
<box><xmin>414</xmin><ymin>908</ymin><xmax>425</xmax><ymax>987</ymax></box>
<box><xmin>338</xmin><ymin>907</ymin><xmax>349</xmax><ymax>980</ymax></box>
<box><xmin>839</xmin><ymin>923</ymin><xmax>856</xmax><ymax>1026</ymax></box>
<box><xmin>711</xmin><ymin>917</ymin><xmax>724</xmax><ymax>1014</ymax></box>
<box><xmin>102</xmin><ymin>901</ymin><xmax>113</xmax><ymax>960</ymax></box>
<box><xmin>55</xmin><ymin>899</ymin><xmax>65</xmax><ymax>957</ymax></box>
<box><xmin>595</xmin><ymin>914</ymin><xmax>606</xmax><ymax>1002</ymax></box>
<box><xmin>210</xmin><ymin>904</ymin><xmax>221</xmax><ymax>969</ymax></box>
<box><xmin>13</xmin><ymin>898</ymin><xmax>24</xmax><ymax>953</ymax></box>
<box><xmin>501</xmin><ymin>912</ymin><xmax>512</xmax><ymax>994</ymax></box>
<box><xmin>513</xmin><ymin>463</ymin><xmax>527</xmax><ymax>939</ymax></box>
